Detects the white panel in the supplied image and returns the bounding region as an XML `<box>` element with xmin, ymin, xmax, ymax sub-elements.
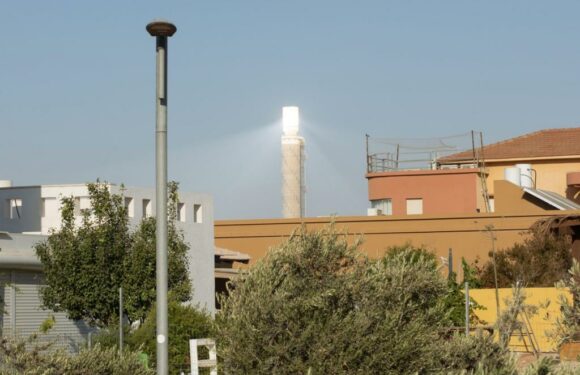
<box><xmin>406</xmin><ymin>198</ymin><xmax>423</xmax><ymax>215</ymax></box>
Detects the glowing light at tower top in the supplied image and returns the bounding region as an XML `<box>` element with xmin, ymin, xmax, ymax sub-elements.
<box><xmin>282</xmin><ymin>106</ymin><xmax>300</xmax><ymax>136</ymax></box>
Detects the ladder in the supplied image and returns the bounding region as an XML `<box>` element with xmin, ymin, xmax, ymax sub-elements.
<box><xmin>511</xmin><ymin>310</ymin><xmax>540</xmax><ymax>357</ymax></box>
<box><xmin>474</xmin><ymin>131</ymin><xmax>491</xmax><ymax>213</ymax></box>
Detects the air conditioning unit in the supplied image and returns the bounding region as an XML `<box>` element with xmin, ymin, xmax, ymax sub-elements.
<box><xmin>367</xmin><ymin>208</ymin><xmax>383</xmax><ymax>216</ymax></box>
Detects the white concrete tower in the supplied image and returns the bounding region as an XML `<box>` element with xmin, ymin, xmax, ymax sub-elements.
<box><xmin>281</xmin><ymin>106</ymin><xmax>305</xmax><ymax>218</ymax></box>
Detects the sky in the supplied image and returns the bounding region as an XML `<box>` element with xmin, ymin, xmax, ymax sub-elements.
<box><xmin>2</xmin><ymin>1</ymin><xmax>580</xmax><ymax>219</ymax></box>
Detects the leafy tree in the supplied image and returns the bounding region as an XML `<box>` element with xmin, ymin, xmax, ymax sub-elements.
<box><xmin>122</xmin><ymin>182</ymin><xmax>191</xmax><ymax>322</ymax></box>
<box><xmin>475</xmin><ymin>227</ymin><xmax>572</xmax><ymax>288</ymax></box>
<box><xmin>216</xmin><ymin>226</ymin><xmax>507</xmax><ymax>374</ymax></box>
<box><xmin>35</xmin><ymin>181</ymin><xmax>191</xmax><ymax>327</ymax></box>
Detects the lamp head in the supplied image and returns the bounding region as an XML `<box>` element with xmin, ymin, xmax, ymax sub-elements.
<box><xmin>146</xmin><ymin>20</ymin><xmax>177</xmax><ymax>37</ymax></box>
<box><xmin>282</xmin><ymin>106</ymin><xmax>299</xmax><ymax>136</ymax></box>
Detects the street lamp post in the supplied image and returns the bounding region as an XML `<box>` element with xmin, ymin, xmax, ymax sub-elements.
<box><xmin>146</xmin><ymin>19</ymin><xmax>176</xmax><ymax>375</ymax></box>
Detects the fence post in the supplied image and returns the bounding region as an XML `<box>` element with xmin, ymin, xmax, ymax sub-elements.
<box><xmin>465</xmin><ymin>281</ymin><xmax>470</xmax><ymax>335</ymax></box>
<box><xmin>119</xmin><ymin>287</ymin><xmax>123</xmax><ymax>356</ymax></box>
<box><xmin>448</xmin><ymin>248</ymin><xmax>453</xmax><ymax>279</ymax></box>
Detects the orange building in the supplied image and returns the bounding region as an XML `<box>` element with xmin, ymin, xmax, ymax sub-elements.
<box><xmin>366</xmin><ymin>128</ymin><xmax>580</xmax><ymax>216</ymax></box>
<box><xmin>440</xmin><ymin>128</ymin><xmax>580</xmax><ymax>208</ymax></box>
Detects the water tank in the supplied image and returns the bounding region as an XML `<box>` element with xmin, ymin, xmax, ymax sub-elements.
<box><xmin>516</xmin><ymin>164</ymin><xmax>534</xmax><ymax>188</ymax></box>
<box><xmin>504</xmin><ymin>167</ymin><xmax>521</xmax><ymax>186</ymax></box>
<box><xmin>0</xmin><ymin>180</ymin><xmax>12</xmax><ymax>188</ymax></box>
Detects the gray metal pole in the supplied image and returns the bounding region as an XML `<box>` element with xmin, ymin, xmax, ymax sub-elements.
<box><xmin>119</xmin><ymin>287</ymin><xmax>123</xmax><ymax>356</ymax></box>
<box><xmin>147</xmin><ymin>20</ymin><xmax>176</xmax><ymax>375</ymax></box>
<box><xmin>448</xmin><ymin>248</ymin><xmax>453</xmax><ymax>279</ymax></box>
<box><xmin>465</xmin><ymin>282</ymin><xmax>470</xmax><ymax>335</ymax></box>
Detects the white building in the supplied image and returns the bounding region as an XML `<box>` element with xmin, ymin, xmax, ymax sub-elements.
<box><xmin>0</xmin><ymin>180</ymin><xmax>215</xmax><ymax>349</ymax></box>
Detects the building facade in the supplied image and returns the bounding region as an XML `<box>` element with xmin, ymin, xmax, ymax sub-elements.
<box><xmin>0</xmin><ymin>181</ymin><xmax>215</xmax><ymax>349</ymax></box>
<box><xmin>366</xmin><ymin>128</ymin><xmax>580</xmax><ymax>216</ymax></box>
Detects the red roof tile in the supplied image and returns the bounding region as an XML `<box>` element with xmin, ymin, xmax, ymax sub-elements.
<box><xmin>440</xmin><ymin>127</ymin><xmax>580</xmax><ymax>162</ymax></box>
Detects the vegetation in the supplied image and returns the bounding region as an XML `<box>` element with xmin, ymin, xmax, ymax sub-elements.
<box><xmin>35</xmin><ymin>181</ymin><xmax>191</xmax><ymax>327</ymax></box>
<box><xmin>216</xmin><ymin>225</ymin><xmax>510</xmax><ymax>374</ymax></box>
<box><xmin>552</xmin><ymin>259</ymin><xmax>580</xmax><ymax>346</ymax></box>
<box><xmin>127</xmin><ymin>299</ymin><xmax>214</xmax><ymax>374</ymax></box>
<box><xmin>0</xmin><ymin>334</ymin><xmax>153</xmax><ymax>375</ymax></box>
<box><xmin>473</xmin><ymin>227</ymin><xmax>572</xmax><ymax>288</ymax></box>
<box><xmin>386</xmin><ymin>244</ymin><xmax>482</xmax><ymax>326</ymax></box>
<box><xmin>93</xmin><ymin>298</ymin><xmax>214</xmax><ymax>374</ymax></box>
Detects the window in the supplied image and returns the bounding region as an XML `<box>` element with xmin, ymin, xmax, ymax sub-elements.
<box><xmin>5</xmin><ymin>198</ymin><xmax>22</xmax><ymax>219</ymax></box>
<box><xmin>193</xmin><ymin>204</ymin><xmax>202</xmax><ymax>223</ymax></box>
<box><xmin>73</xmin><ymin>197</ymin><xmax>81</xmax><ymax>216</ymax></box>
<box><xmin>406</xmin><ymin>198</ymin><xmax>423</xmax><ymax>215</ymax></box>
<box><xmin>370</xmin><ymin>199</ymin><xmax>392</xmax><ymax>215</ymax></box>
<box><xmin>142</xmin><ymin>199</ymin><xmax>152</xmax><ymax>218</ymax></box>
<box><xmin>41</xmin><ymin>198</ymin><xmax>56</xmax><ymax>218</ymax></box>
<box><xmin>124</xmin><ymin>197</ymin><xmax>134</xmax><ymax>218</ymax></box>
<box><xmin>177</xmin><ymin>203</ymin><xmax>186</xmax><ymax>222</ymax></box>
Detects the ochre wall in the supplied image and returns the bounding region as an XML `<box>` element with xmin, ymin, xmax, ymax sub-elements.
<box><xmin>215</xmin><ymin>212</ymin><xmax>577</xmax><ymax>277</ymax></box>
<box><xmin>471</xmin><ymin>287</ymin><xmax>570</xmax><ymax>353</ymax></box>
<box><xmin>366</xmin><ymin>169</ymin><xmax>481</xmax><ymax>215</ymax></box>
<box><xmin>493</xmin><ymin>180</ymin><xmax>555</xmax><ymax>214</ymax></box>
<box><xmin>485</xmin><ymin>158</ymin><xmax>580</xmax><ymax>200</ymax></box>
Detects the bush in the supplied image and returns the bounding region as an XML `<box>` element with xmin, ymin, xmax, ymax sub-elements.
<box><xmin>92</xmin><ymin>299</ymin><xmax>213</xmax><ymax>374</ymax></box>
<box><xmin>125</xmin><ymin>299</ymin><xmax>214</xmax><ymax>374</ymax></box>
<box><xmin>216</xmin><ymin>225</ymin><xmax>509</xmax><ymax>374</ymax></box>
<box><xmin>0</xmin><ymin>335</ymin><xmax>153</xmax><ymax>375</ymax></box>
<box><xmin>439</xmin><ymin>333</ymin><xmax>513</xmax><ymax>374</ymax></box>
<box><xmin>551</xmin><ymin>260</ymin><xmax>580</xmax><ymax>347</ymax></box>
<box><xmin>475</xmin><ymin>227</ymin><xmax>572</xmax><ymax>288</ymax></box>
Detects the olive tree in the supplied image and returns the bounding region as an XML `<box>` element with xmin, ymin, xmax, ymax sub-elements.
<box><xmin>217</xmin><ymin>226</ymin><xmax>457</xmax><ymax>374</ymax></box>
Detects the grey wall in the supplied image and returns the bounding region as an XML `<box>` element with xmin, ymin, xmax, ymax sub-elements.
<box><xmin>0</xmin><ymin>186</ymin><xmax>42</xmax><ymax>233</ymax></box>
<box><xmin>111</xmin><ymin>186</ymin><xmax>215</xmax><ymax>312</ymax></box>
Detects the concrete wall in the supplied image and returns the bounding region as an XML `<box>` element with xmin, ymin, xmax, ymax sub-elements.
<box><xmin>215</xmin><ymin>211</ymin><xmax>579</xmax><ymax>278</ymax></box>
<box><xmin>367</xmin><ymin>169</ymin><xmax>484</xmax><ymax>215</ymax></box>
<box><xmin>0</xmin><ymin>186</ymin><xmax>42</xmax><ymax>233</ymax></box>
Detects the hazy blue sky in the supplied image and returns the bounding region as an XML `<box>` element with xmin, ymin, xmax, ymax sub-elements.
<box><xmin>2</xmin><ymin>1</ymin><xmax>580</xmax><ymax>219</ymax></box>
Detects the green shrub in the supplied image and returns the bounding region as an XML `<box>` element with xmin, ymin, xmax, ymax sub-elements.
<box><xmin>0</xmin><ymin>335</ymin><xmax>153</xmax><ymax>375</ymax></box>
<box><xmin>126</xmin><ymin>299</ymin><xmax>214</xmax><ymax>375</ymax></box>
<box><xmin>551</xmin><ymin>260</ymin><xmax>580</xmax><ymax>347</ymax></box>
<box><xmin>439</xmin><ymin>333</ymin><xmax>513</xmax><ymax>374</ymax></box>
